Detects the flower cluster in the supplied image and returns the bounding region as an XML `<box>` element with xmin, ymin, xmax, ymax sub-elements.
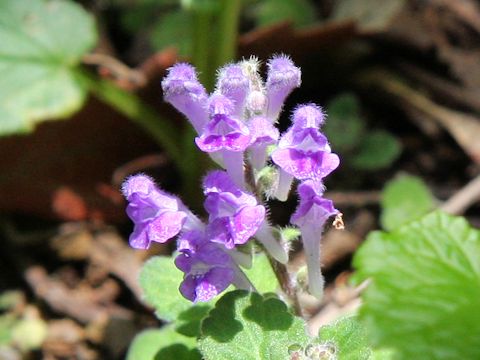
<box><xmin>122</xmin><ymin>55</ymin><xmax>339</xmax><ymax>302</ymax></box>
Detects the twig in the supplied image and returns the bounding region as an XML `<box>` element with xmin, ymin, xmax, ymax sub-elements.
<box><xmin>112</xmin><ymin>154</ymin><xmax>168</xmax><ymax>187</ymax></box>
<box><xmin>324</xmin><ymin>191</ymin><xmax>381</xmax><ymax>207</ymax></box>
<box><xmin>82</xmin><ymin>53</ymin><xmax>146</xmax><ymax>87</ymax></box>
<box><xmin>441</xmin><ymin>174</ymin><xmax>480</xmax><ymax>215</ymax></box>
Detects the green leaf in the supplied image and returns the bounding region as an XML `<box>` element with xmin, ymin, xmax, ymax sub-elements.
<box><xmin>199</xmin><ymin>290</ymin><xmax>309</xmax><ymax>360</ymax></box>
<box><xmin>126</xmin><ymin>326</ymin><xmax>200</xmax><ymax>360</ymax></box>
<box><xmin>332</xmin><ymin>0</ymin><xmax>405</xmax><ymax>32</ymax></box>
<box><xmin>353</xmin><ymin>211</ymin><xmax>480</xmax><ymax>359</ymax></box>
<box><xmin>380</xmin><ymin>175</ymin><xmax>435</xmax><ymax>230</ymax></box>
<box><xmin>253</xmin><ymin>0</ymin><xmax>316</xmax><ymax>27</ymax></box>
<box><xmin>324</xmin><ymin>93</ymin><xmax>365</xmax><ymax>153</ymax></box>
<box><xmin>139</xmin><ymin>256</ymin><xmax>199</xmax><ymax>322</ymax></box>
<box><xmin>351</xmin><ymin>130</ymin><xmax>401</xmax><ymax>170</ymax></box>
<box><xmin>244</xmin><ymin>253</ymin><xmax>278</xmax><ymax>294</ymax></box>
<box><xmin>317</xmin><ymin>317</ymin><xmax>371</xmax><ymax>360</ymax></box>
<box><xmin>150</xmin><ymin>10</ymin><xmax>193</xmax><ymax>56</ymax></box>
<box><xmin>0</xmin><ymin>0</ymin><xmax>97</xmax><ymax>135</ymax></box>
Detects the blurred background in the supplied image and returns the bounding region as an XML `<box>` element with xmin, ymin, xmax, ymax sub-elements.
<box><xmin>1</xmin><ymin>0</ymin><xmax>480</xmax><ymax>358</ymax></box>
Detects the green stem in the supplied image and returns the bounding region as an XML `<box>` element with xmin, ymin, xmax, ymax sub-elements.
<box><xmin>214</xmin><ymin>0</ymin><xmax>242</xmax><ymax>71</ymax></box>
<box><xmin>192</xmin><ymin>9</ymin><xmax>215</xmax><ymax>90</ymax></box>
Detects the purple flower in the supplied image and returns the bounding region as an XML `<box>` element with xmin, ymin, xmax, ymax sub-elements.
<box><xmin>196</xmin><ymin>94</ymin><xmax>251</xmax><ymax>188</ymax></box>
<box><xmin>272</xmin><ymin>105</ymin><xmax>339</xmax><ymax>182</ymax></box>
<box><xmin>175</xmin><ymin>230</ymin><xmax>235</xmax><ymax>302</ymax></box>
<box><xmin>216</xmin><ymin>64</ymin><xmax>249</xmax><ymax>117</ymax></box>
<box><xmin>247</xmin><ymin>116</ymin><xmax>279</xmax><ymax>171</ymax></box>
<box><xmin>175</xmin><ymin>229</ymin><xmax>254</xmax><ymax>302</ymax></box>
<box><xmin>203</xmin><ymin>171</ymin><xmax>265</xmax><ymax>249</ymax></box>
<box><xmin>291</xmin><ymin>180</ymin><xmax>338</xmax><ymax>298</ymax></box>
<box><xmin>121</xmin><ymin>174</ymin><xmax>187</xmax><ymax>249</ymax></box>
<box><xmin>161</xmin><ymin>63</ymin><xmax>208</xmax><ymax>134</ymax></box>
<box><xmin>195</xmin><ymin>94</ymin><xmax>251</xmax><ymax>153</ymax></box>
<box><xmin>265</xmin><ymin>55</ymin><xmax>301</xmax><ymax>122</ymax></box>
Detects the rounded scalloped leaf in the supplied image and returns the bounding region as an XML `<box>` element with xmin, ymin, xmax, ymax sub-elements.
<box><xmin>199</xmin><ymin>290</ymin><xmax>309</xmax><ymax>360</ymax></box>
<box><xmin>0</xmin><ymin>0</ymin><xmax>97</xmax><ymax>135</ymax></box>
<box><xmin>353</xmin><ymin>211</ymin><xmax>480</xmax><ymax>359</ymax></box>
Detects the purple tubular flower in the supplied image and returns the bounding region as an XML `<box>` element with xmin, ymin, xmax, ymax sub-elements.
<box><xmin>247</xmin><ymin>116</ymin><xmax>279</xmax><ymax>171</ymax></box>
<box><xmin>195</xmin><ymin>94</ymin><xmax>250</xmax><ymax>152</ymax></box>
<box><xmin>161</xmin><ymin>63</ymin><xmax>208</xmax><ymax>134</ymax></box>
<box><xmin>203</xmin><ymin>171</ymin><xmax>265</xmax><ymax>249</ymax></box>
<box><xmin>175</xmin><ymin>230</ymin><xmax>235</xmax><ymax>302</ymax></box>
<box><xmin>291</xmin><ymin>180</ymin><xmax>338</xmax><ymax>298</ymax></box>
<box><xmin>175</xmin><ymin>229</ymin><xmax>254</xmax><ymax>302</ymax></box>
<box><xmin>271</xmin><ymin>104</ymin><xmax>339</xmax><ymax>200</ymax></box>
<box><xmin>265</xmin><ymin>55</ymin><xmax>301</xmax><ymax>122</ymax></box>
<box><xmin>121</xmin><ymin>174</ymin><xmax>187</xmax><ymax>249</ymax></box>
<box><xmin>196</xmin><ymin>94</ymin><xmax>251</xmax><ymax>188</ymax></box>
<box><xmin>216</xmin><ymin>64</ymin><xmax>249</xmax><ymax>117</ymax></box>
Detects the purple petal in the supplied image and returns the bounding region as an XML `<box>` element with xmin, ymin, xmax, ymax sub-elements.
<box><xmin>147</xmin><ymin>211</ymin><xmax>187</xmax><ymax>243</ymax></box>
<box><xmin>248</xmin><ymin>116</ymin><xmax>279</xmax><ymax>145</ymax></box>
<box><xmin>179</xmin><ymin>275</ymin><xmax>197</xmax><ymax>302</ymax></box>
<box><xmin>128</xmin><ymin>224</ymin><xmax>150</xmax><ymax>249</ymax></box>
<box><xmin>216</xmin><ymin>64</ymin><xmax>249</xmax><ymax>116</ymax></box>
<box><xmin>291</xmin><ymin>180</ymin><xmax>338</xmax><ymax>227</ymax></box>
<box><xmin>195</xmin><ymin>267</ymin><xmax>234</xmax><ymax>302</ymax></box>
<box><xmin>265</xmin><ymin>55</ymin><xmax>301</xmax><ymax>121</ymax></box>
<box><xmin>232</xmin><ymin>205</ymin><xmax>265</xmax><ymax>244</ymax></box>
<box><xmin>272</xmin><ymin>149</ymin><xmax>340</xmax><ymax>181</ymax></box>
<box><xmin>195</xmin><ymin>115</ymin><xmax>251</xmax><ymax>152</ymax></box>
<box><xmin>161</xmin><ymin>63</ymin><xmax>208</xmax><ymax>133</ymax></box>
<box><xmin>121</xmin><ymin>174</ymin><xmax>155</xmax><ymax>200</ymax></box>
<box><xmin>292</xmin><ymin>104</ymin><xmax>326</xmax><ymax>128</ymax></box>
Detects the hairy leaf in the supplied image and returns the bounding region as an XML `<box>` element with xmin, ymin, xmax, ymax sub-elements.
<box><xmin>199</xmin><ymin>290</ymin><xmax>309</xmax><ymax>360</ymax></box>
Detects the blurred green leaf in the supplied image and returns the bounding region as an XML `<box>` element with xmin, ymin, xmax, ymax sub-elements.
<box><xmin>199</xmin><ymin>290</ymin><xmax>309</xmax><ymax>360</ymax></box>
<box><xmin>353</xmin><ymin>211</ymin><xmax>480</xmax><ymax>359</ymax></box>
<box><xmin>381</xmin><ymin>174</ymin><xmax>435</xmax><ymax>230</ymax></box>
<box><xmin>150</xmin><ymin>10</ymin><xmax>193</xmax><ymax>56</ymax></box>
<box><xmin>324</xmin><ymin>93</ymin><xmax>365</xmax><ymax>153</ymax></box>
<box><xmin>332</xmin><ymin>0</ymin><xmax>405</xmax><ymax>32</ymax></box>
<box><xmin>126</xmin><ymin>326</ymin><xmax>200</xmax><ymax>360</ymax></box>
<box><xmin>0</xmin><ymin>0</ymin><xmax>97</xmax><ymax>135</ymax></box>
<box><xmin>317</xmin><ymin>317</ymin><xmax>371</xmax><ymax>360</ymax></box>
<box><xmin>253</xmin><ymin>0</ymin><xmax>316</xmax><ymax>27</ymax></box>
<box><xmin>351</xmin><ymin>130</ymin><xmax>401</xmax><ymax>170</ymax></box>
